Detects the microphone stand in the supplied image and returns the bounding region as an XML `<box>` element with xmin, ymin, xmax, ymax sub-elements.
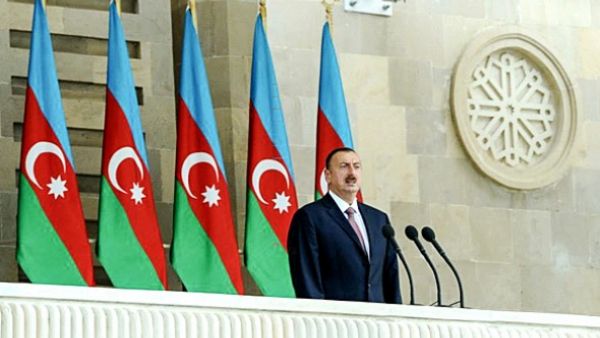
<box><xmin>405</xmin><ymin>225</ymin><xmax>442</xmax><ymax>307</ymax></box>
<box><xmin>392</xmin><ymin>245</ymin><xmax>415</xmax><ymax>305</ymax></box>
<box><xmin>422</xmin><ymin>226</ymin><xmax>464</xmax><ymax>308</ymax></box>
<box><xmin>382</xmin><ymin>225</ymin><xmax>416</xmax><ymax>305</ymax></box>
<box><xmin>421</xmin><ymin>248</ymin><xmax>442</xmax><ymax>307</ymax></box>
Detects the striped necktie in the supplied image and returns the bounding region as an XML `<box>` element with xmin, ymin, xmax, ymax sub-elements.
<box><xmin>345</xmin><ymin>207</ymin><xmax>366</xmax><ymax>253</ymax></box>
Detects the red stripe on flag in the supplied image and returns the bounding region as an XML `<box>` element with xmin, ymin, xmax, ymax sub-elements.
<box><xmin>176</xmin><ymin>98</ymin><xmax>244</xmax><ymax>294</ymax></box>
<box><xmin>315</xmin><ymin>108</ymin><xmax>363</xmax><ymax>201</ymax></box>
<box><xmin>19</xmin><ymin>87</ymin><xmax>95</xmax><ymax>286</ymax></box>
<box><xmin>102</xmin><ymin>90</ymin><xmax>167</xmax><ymax>289</ymax></box>
<box><xmin>315</xmin><ymin>107</ymin><xmax>345</xmax><ymax>195</ymax></box>
<box><xmin>247</xmin><ymin>102</ymin><xmax>298</xmax><ymax>250</ymax></box>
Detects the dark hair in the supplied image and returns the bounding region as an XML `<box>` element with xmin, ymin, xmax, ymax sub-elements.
<box><xmin>325</xmin><ymin>147</ymin><xmax>356</xmax><ymax>169</ymax></box>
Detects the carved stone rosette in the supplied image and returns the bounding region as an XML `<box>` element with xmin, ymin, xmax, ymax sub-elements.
<box><xmin>451</xmin><ymin>27</ymin><xmax>578</xmax><ymax>190</ymax></box>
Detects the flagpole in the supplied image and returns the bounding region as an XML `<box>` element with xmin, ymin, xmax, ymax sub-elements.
<box><xmin>322</xmin><ymin>0</ymin><xmax>339</xmax><ymax>32</ymax></box>
<box><xmin>188</xmin><ymin>0</ymin><xmax>198</xmax><ymax>31</ymax></box>
<box><xmin>259</xmin><ymin>0</ymin><xmax>267</xmax><ymax>30</ymax></box>
<box><xmin>115</xmin><ymin>0</ymin><xmax>121</xmax><ymax>16</ymax></box>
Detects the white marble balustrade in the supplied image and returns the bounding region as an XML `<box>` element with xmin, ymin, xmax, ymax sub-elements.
<box><xmin>0</xmin><ymin>282</ymin><xmax>599</xmax><ymax>338</ymax></box>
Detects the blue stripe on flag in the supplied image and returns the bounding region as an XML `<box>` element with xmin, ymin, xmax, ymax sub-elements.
<box><xmin>249</xmin><ymin>15</ymin><xmax>294</xmax><ymax>178</ymax></box>
<box><xmin>178</xmin><ymin>8</ymin><xmax>227</xmax><ymax>174</ymax></box>
<box><xmin>318</xmin><ymin>23</ymin><xmax>353</xmax><ymax>148</ymax></box>
<box><xmin>106</xmin><ymin>0</ymin><xmax>148</xmax><ymax>165</ymax></box>
<box><xmin>27</xmin><ymin>0</ymin><xmax>75</xmax><ymax>165</ymax></box>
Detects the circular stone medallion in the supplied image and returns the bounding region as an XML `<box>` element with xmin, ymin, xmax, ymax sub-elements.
<box><xmin>451</xmin><ymin>28</ymin><xmax>578</xmax><ymax>190</ymax></box>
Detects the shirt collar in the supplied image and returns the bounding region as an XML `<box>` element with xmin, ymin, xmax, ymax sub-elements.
<box><xmin>328</xmin><ymin>190</ymin><xmax>359</xmax><ymax>214</ymax></box>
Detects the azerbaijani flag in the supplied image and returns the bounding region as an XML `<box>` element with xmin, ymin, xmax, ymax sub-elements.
<box><xmin>171</xmin><ymin>6</ymin><xmax>244</xmax><ymax>294</ymax></box>
<box><xmin>97</xmin><ymin>0</ymin><xmax>167</xmax><ymax>290</ymax></box>
<box><xmin>244</xmin><ymin>15</ymin><xmax>297</xmax><ymax>297</ymax></box>
<box><xmin>17</xmin><ymin>0</ymin><xmax>95</xmax><ymax>286</ymax></box>
<box><xmin>315</xmin><ymin>22</ymin><xmax>357</xmax><ymax>199</ymax></box>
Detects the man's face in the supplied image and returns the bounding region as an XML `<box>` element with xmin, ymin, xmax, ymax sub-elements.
<box><xmin>325</xmin><ymin>150</ymin><xmax>362</xmax><ymax>199</ymax></box>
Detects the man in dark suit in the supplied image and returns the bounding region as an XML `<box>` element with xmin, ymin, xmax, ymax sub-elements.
<box><xmin>288</xmin><ymin>147</ymin><xmax>401</xmax><ymax>303</ymax></box>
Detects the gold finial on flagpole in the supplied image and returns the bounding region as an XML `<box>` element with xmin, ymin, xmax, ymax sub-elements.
<box><xmin>322</xmin><ymin>0</ymin><xmax>339</xmax><ymax>32</ymax></box>
<box><xmin>188</xmin><ymin>0</ymin><xmax>198</xmax><ymax>30</ymax></box>
<box><xmin>259</xmin><ymin>0</ymin><xmax>267</xmax><ymax>30</ymax></box>
<box><xmin>115</xmin><ymin>0</ymin><xmax>121</xmax><ymax>15</ymax></box>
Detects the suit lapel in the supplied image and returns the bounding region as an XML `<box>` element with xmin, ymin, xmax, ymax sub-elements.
<box><xmin>358</xmin><ymin>203</ymin><xmax>376</xmax><ymax>262</ymax></box>
<box><xmin>322</xmin><ymin>194</ymin><xmax>369</xmax><ymax>260</ymax></box>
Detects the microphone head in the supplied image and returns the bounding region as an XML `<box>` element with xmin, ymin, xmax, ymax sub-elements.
<box><xmin>382</xmin><ymin>224</ymin><xmax>395</xmax><ymax>239</ymax></box>
<box><xmin>421</xmin><ymin>226</ymin><xmax>436</xmax><ymax>242</ymax></box>
<box><xmin>405</xmin><ymin>225</ymin><xmax>419</xmax><ymax>240</ymax></box>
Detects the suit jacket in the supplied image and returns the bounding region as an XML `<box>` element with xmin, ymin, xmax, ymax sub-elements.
<box><xmin>287</xmin><ymin>193</ymin><xmax>401</xmax><ymax>304</ymax></box>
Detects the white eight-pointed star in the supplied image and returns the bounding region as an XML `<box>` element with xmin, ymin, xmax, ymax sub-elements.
<box><xmin>47</xmin><ymin>175</ymin><xmax>68</xmax><ymax>199</ymax></box>
<box><xmin>272</xmin><ymin>191</ymin><xmax>291</xmax><ymax>214</ymax></box>
<box><xmin>201</xmin><ymin>184</ymin><xmax>221</xmax><ymax>207</ymax></box>
<box><xmin>130</xmin><ymin>182</ymin><xmax>146</xmax><ymax>205</ymax></box>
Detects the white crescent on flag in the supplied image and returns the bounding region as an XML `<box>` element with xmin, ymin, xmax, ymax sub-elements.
<box><xmin>108</xmin><ymin>146</ymin><xmax>144</xmax><ymax>194</ymax></box>
<box><xmin>251</xmin><ymin>159</ymin><xmax>290</xmax><ymax>205</ymax></box>
<box><xmin>319</xmin><ymin>168</ymin><xmax>328</xmax><ymax>196</ymax></box>
<box><xmin>181</xmin><ymin>152</ymin><xmax>220</xmax><ymax>199</ymax></box>
<box><xmin>25</xmin><ymin>141</ymin><xmax>67</xmax><ymax>189</ymax></box>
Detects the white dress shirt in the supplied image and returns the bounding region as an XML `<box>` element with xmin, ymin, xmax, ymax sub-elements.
<box><xmin>329</xmin><ymin>191</ymin><xmax>370</xmax><ymax>258</ymax></box>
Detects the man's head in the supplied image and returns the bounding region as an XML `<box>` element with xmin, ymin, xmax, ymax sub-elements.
<box><xmin>325</xmin><ymin>147</ymin><xmax>361</xmax><ymax>203</ymax></box>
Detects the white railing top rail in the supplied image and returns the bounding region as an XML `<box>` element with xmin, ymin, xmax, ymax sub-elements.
<box><xmin>1</xmin><ymin>282</ymin><xmax>599</xmax><ymax>329</ymax></box>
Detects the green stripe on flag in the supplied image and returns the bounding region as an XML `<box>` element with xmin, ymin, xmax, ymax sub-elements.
<box><xmin>315</xmin><ymin>191</ymin><xmax>323</xmax><ymax>200</ymax></box>
<box><xmin>245</xmin><ymin>192</ymin><xmax>294</xmax><ymax>297</ymax></box>
<box><xmin>171</xmin><ymin>182</ymin><xmax>237</xmax><ymax>294</ymax></box>
<box><xmin>17</xmin><ymin>175</ymin><xmax>86</xmax><ymax>286</ymax></box>
<box><xmin>97</xmin><ymin>177</ymin><xmax>163</xmax><ymax>290</ymax></box>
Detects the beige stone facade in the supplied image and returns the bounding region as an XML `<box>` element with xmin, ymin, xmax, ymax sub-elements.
<box><xmin>1</xmin><ymin>0</ymin><xmax>599</xmax><ymax>316</ymax></box>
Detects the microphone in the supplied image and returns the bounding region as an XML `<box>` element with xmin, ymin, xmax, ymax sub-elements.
<box><xmin>422</xmin><ymin>226</ymin><xmax>464</xmax><ymax>308</ymax></box>
<box><xmin>405</xmin><ymin>225</ymin><xmax>442</xmax><ymax>306</ymax></box>
<box><xmin>382</xmin><ymin>225</ymin><xmax>415</xmax><ymax>305</ymax></box>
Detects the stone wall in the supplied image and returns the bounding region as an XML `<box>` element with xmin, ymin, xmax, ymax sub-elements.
<box><xmin>1</xmin><ymin>0</ymin><xmax>599</xmax><ymax>316</ymax></box>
